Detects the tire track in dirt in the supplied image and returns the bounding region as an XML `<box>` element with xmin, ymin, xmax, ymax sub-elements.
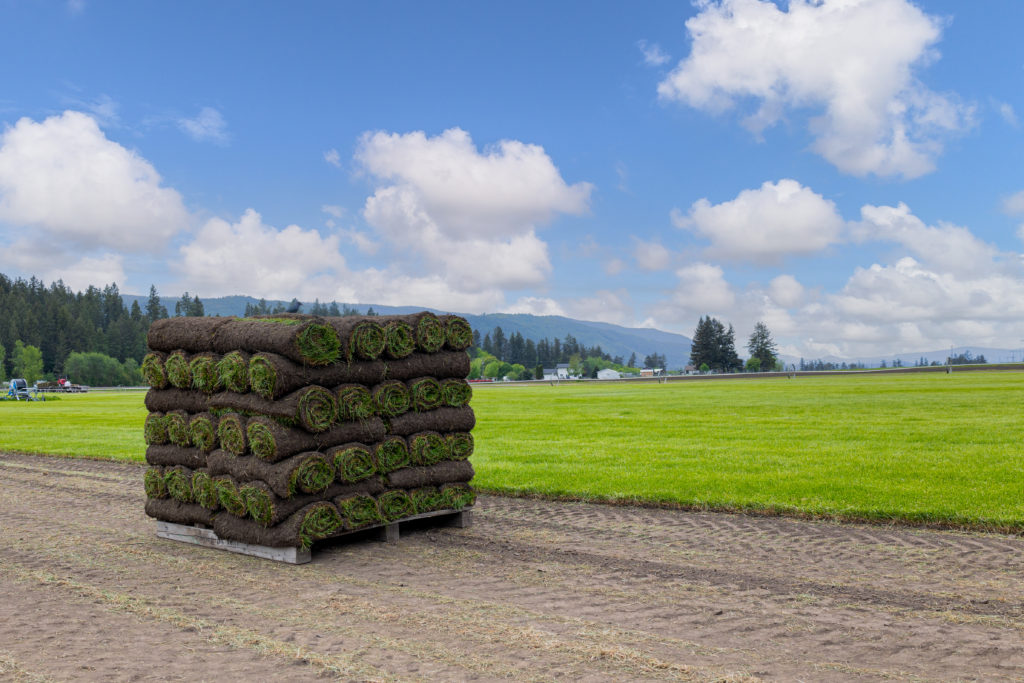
<box><xmin>2</xmin><ymin>451</ymin><xmax>1024</xmax><ymax>681</ymax></box>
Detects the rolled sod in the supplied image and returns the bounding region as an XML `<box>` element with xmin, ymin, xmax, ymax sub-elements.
<box><xmin>326</xmin><ymin>443</ymin><xmax>376</xmax><ymax>483</ymax></box>
<box><xmin>164</xmin><ymin>466</ymin><xmax>194</xmax><ymax>503</ymax></box>
<box><xmin>387</xmin><ymin>406</ymin><xmax>476</xmax><ymax>437</ymax></box>
<box><xmin>334</xmin><ymin>493</ymin><xmax>382</xmax><ymax>529</ymax></box>
<box><xmin>246</xmin><ymin>415</ymin><xmax>387</xmax><ymax>463</ymax></box>
<box><xmin>383</xmin><ymin>320</ymin><xmax>415</xmax><ymax>359</ymax></box>
<box><xmin>165</xmin><ymin>410</ymin><xmax>192</xmax><ymax>448</ymax></box>
<box><xmin>141</xmin><ymin>352</ymin><xmax>167</xmax><ymax>389</ymax></box>
<box><xmin>217</xmin><ymin>351</ymin><xmax>250</xmax><ymax>393</ymax></box>
<box><xmin>213</xmin><ymin>501</ymin><xmax>345</xmax><ymax>549</ymax></box>
<box><xmin>328</xmin><ymin>317</ymin><xmax>386</xmax><ymax>361</ymax></box>
<box><xmin>336</xmin><ymin>384</ymin><xmax>375</xmax><ymax>421</ymax></box>
<box><xmin>381</xmin><ymin>351</ymin><xmax>471</xmax><ymax>382</ymax></box>
<box><xmin>144</xmin><ymin>413</ymin><xmax>168</xmax><ymax>446</ymax></box>
<box><xmin>247</xmin><ymin>351</ymin><xmax>387</xmax><ymax>399</ymax></box>
<box><xmin>408</xmin><ymin>431</ymin><xmax>449</xmax><ymax>466</ymax></box>
<box><xmin>145</xmin><ymin>445</ymin><xmax>207</xmax><ymax>470</ymax></box>
<box><xmin>144</xmin><ymin>467</ymin><xmax>168</xmax><ymax>499</ymax></box>
<box><xmin>441</xmin><ymin>315</ymin><xmax>473</xmax><ymax>351</ymax></box>
<box><xmin>145</xmin><ymin>388</ymin><xmax>210</xmax><ymax>414</ymax></box>
<box><xmin>188</xmin><ymin>412</ymin><xmax>219</xmax><ymax>453</ymax></box>
<box><xmin>213</xmin><ymin>475</ymin><xmax>248</xmax><ymax>517</ymax></box>
<box><xmin>241</xmin><ymin>478</ymin><xmax>384</xmax><ymax>527</ymax></box>
<box><xmin>191</xmin><ymin>469</ymin><xmax>220</xmax><ymax>510</ymax></box>
<box><xmin>440</xmin><ymin>378</ymin><xmax>472</xmax><ymax>407</ymax></box>
<box><xmin>446</xmin><ymin>432</ymin><xmax>474</xmax><ymax>460</ymax></box>
<box><xmin>408</xmin><ymin>312</ymin><xmax>445</xmax><ymax>353</ymax></box>
<box><xmin>408</xmin><ymin>486</ymin><xmax>441</xmax><ymax>514</ymax></box>
<box><xmin>148</xmin><ymin>316</ymin><xmax>231</xmax><ymax>353</ymax></box>
<box><xmin>144</xmin><ymin>498</ymin><xmax>214</xmax><ymax>527</ymax></box>
<box><xmin>376</xmin><ymin>489</ymin><xmax>415</xmax><ymax>522</ymax></box>
<box><xmin>210</xmin><ymin>385</ymin><xmax>338</xmax><ymax>433</ymax></box>
<box><xmin>209</xmin><ymin>316</ymin><xmax>342</xmax><ymax>366</ymax></box>
<box><xmin>440</xmin><ymin>483</ymin><xmax>476</xmax><ymax>510</ymax></box>
<box><xmin>189</xmin><ymin>352</ymin><xmax>222</xmax><ymax>393</ymax></box>
<box><xmin>408</xmin><ymin>376</ymin><xmax>442</xmax><ymax>412</ymax></box>
<box><xmin>372</xmin><ymin>380</ymin><xmax>410</xmax><ymax>418</ymax></box>
<box><xmin>206</xmin><ymin>449</ymin><xmax>336</xmax><ymax>498</ymax></box>
<box><xmin>164</xmin><ymin>350</ymin><xmax>192</xmax><ymax>389</ymax></box>
<box><xmin>374</xmin><ymin>436</ymin><xmax>410</xmax><ymax>473</ymax></box>
<box><xmin>217</xmin><ymin>413</ymin><xmax>248</xmax><ymax>456</ymax></box>
<box><xmin>385</xmin><ymin>459</ymin><xmax>475</xmax><ymax>490</ymax></box>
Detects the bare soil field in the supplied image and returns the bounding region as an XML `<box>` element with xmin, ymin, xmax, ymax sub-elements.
<box><xmin>0</xmin><ymin>452</ymin><xmax>1022</xmax><ymax>682</ymax></box>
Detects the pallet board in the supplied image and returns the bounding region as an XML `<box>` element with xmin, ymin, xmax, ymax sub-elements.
<box><xmin>155</xmin><ymin>507</ymin><xmax>473</xmax><ymax>565</ymax></box>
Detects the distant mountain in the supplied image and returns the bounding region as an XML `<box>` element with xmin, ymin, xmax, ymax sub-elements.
<box><xmin>123</xmin><ymin>294</ymin><xmax>695</xmax><ymax>369</ymax></box>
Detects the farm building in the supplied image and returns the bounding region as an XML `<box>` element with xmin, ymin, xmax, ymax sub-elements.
<box><xmin>596</xmin><ymin>369</ymin><xmax>621</xmax><ymax>380</ymax></box>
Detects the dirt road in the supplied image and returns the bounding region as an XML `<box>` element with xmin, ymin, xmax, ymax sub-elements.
<box><xmin>0</xmin><ymin>452</ymin><xmax>1022</xmax><ymax>681</ymax></box>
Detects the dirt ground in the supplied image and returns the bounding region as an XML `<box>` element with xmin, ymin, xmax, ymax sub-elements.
<box><xmin>0</xmin><ymin>452</ymin><xmax>1022</xmax><ymax>682</ymax></box>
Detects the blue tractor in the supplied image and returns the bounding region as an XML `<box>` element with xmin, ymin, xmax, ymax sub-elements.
<box><xmin>6</xmin><ymin>379</ymin><xmax>34</xmax><ymax>401</ymax></box>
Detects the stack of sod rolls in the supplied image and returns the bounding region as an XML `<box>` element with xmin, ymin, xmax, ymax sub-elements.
<box><xmin>142</xmin><ymin>311</ymin><xmax>477</xmax><ymax>551</ymax></box>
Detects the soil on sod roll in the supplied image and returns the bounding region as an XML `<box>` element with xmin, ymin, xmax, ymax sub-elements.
<box><xmin>141</xmin><ymin>352</ymin><xmax>167</xmax><ymax>389</ymax></box>
<box><xmin>213</xmin><ymin>501</ymin><xmax>344</xmax><ymax>549</ymax></box>
<box><xmin>164</xmin><ymin>350</ymin><xmax>192</xmax><ymax>389</ymax></box>
<box><xmin>145</xmin><ymin>445</ymin><xmax>207</xmax><ymax>470</ymax></box>
<box><xmin>325</xmin><ymin>442</ymin><xmax>377</xmax><ymax>483</ymax></box>
<box><xmin>374</xmin><ymin>436</ymin><xmax>411</xmax><ymax>472</ymax></box>
<box><xmin>372</xmin><ymin>380</ymin><xmax>410</xmax><ymax>418</ymax></box>
<box><xmin>212</xmin><ymin>474</ymin><xmax>248</xmax><ymax>517</ymax></box>
<box><xmin>145</xmin><ymin>388</ymin><xmax>210</xmax><ymax>414</ymax></box>
<box><xmin>385</xmin><ymin>459</ymin><xmax>475</xmax><ymax>490</ymax></box>
<box><xmin>333</xmin><ymin>493</ymin><xmax>382</xmax><ymax>529</ymax></box>
<box><xmin>188</xmin><ymin>412</ymin><xmax>219</xmax><ymax>453</ymax></box>
<box><xmin>387</xmin><ymin>406</ymin><xmax>476</xmax><ymax>436</ymax></box>
<box><xmin>439</xmin><ymin>378</ymin><xmax>472</xmax><ymax>407</ymax></box>
<box><xmin>377</xmin><ymin>489</ymin><xmax>415</xmax><ymax>522</ymax></box>
<box><xmin>377</xmin><ymin>312</ymin><xmax>446</xmax><ymax>353</ymax></box>
<box><xmin>446</xmin><ymin>432</ymin><xmax>474</xmax><ymax>460</ymax></box>
<box><xmin>327</xmin><ymin>317</ymin><xmax>386</xmax><ymax>361</ymax></box>
<box><xmin>408</xmin><ymin>376</ymin><xmax>443</xmax><ymax>412</ymax></box>
<box><xmin>144</xmin><ymin>497</ymin><xmax>214</xmax><ymax>527</ymax></box>
<box><xmin>440</xmin><ymin>314</ymin><xmax>473</xmax><ymax>351</ymax></box>
<box><xmin>245</xmin><ymin>415</ymin><xmax>387</xmax><ymax>463</ymax></box>
<box><xmin>336</xmin><ymin>384</ymin><xmax>375</xmax><ymax>421</ymax></box>
<box><xmin>241</xmin><ymin>478</ymin><xmax>385</xmax><ymax>527</ymax></box>
<box><xmin>206</xmin><ymin>449</ymin><xmax>335</xmax><ymax>498</ymax></box>
<box><xmin>382</xmin><ymin>320</ymin><xmax>416</xmax><ymax>359</ymax></box>
<box><xmin>381</xmin><ymin>350</ymin><xmax>471</xmax><ymax>382</ymax></box>
<box><xmin>408</xmin><ymin>431</ymin><xmax>449</xmax><ymax>466</ymax></box>
<box><xmin>148</xmin><ymin>317</ymin><xmax>231</xmax><ymax>353</ymax></box>
<box><xmin>209</xmin><ymin>316</ymin><xmax>342</xmax><ymax>366</ymax></box>
<box><xmin>209</xmin><ymin>385</ymin><xmax>338</xmax><ymax>433</ymax></box>
<box><xmin>188</xmin><ymin>352</ymin><xmax>222</xmax><ymax>393</ymax></box>
<box><xmin>247</xmin><ymin>352</ymin><xmax>387</xmax><ymax>400</ymax></box>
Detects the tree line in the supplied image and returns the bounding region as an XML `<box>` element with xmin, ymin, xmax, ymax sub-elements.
<box><xmin>688</xmin><ymin>316</ymin><xmax>781</xmax><ymax>373</ymax></box>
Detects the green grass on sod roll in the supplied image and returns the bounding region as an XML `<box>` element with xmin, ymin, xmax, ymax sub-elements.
<box><xmin>164</xmin><ymin>351</ymin><xmax>192</xmax><ymax>389</ymax></box>
<box><xmin>377</xmin><ymin>490</ymin><xmax>415</xmax><ymax>522</ymax></box>
<box><xmin>336</xmin><ymin>384</ymin><xmax>375</xmax><ymax>421</ymax></box>
<box><xmin>297</xmin><ymin>386</ymin><xmax>338</xmax><ymax>433</ymax></box>
<box><xmin>409</xmin><ymin>377</ymin><xmax>443</xmax><ymax>412</ymax></box>
<box><xmin>447</xmin><ymin>432</ymin><xmax>474</xmax><ymax>460</ymax></box>
<box><xmin>295</xmin><ymin>322</ymin><xmax>343</xmax><ymax>366</ymax></box>
<box><xmin>383</xmin><ymin>320</ymin><xmax>416</xmax><ymax>359</ymax></box>
<box><xmin>409</xmin><ymin>486</ymin><xmax>441</xmax><ymax>514</ymax></box>
<box><xmin>440</xmin><ymin>483</ymin><xmax>476</xmax><ymax>510</ymax></box>
<box><xmin>144</xmin><ymin>413</ymin><xmax>168</xmax><ymax>445</ymax></box>
<box><xmin>217</xmin><ymin>413</ymin><xmax>247</xmax><ymax>455</ymax></box>
<box><xmin>348</xmin><ymin>321</ymin><xmax>386</xmax><ymax>360</ymax></box>
<box><xmin>189</xmin><ymin>414</ymin><xmax>218</xmax><ymax>452</ymax></box>
<box><xmin>440</xmin><ymin>379</ymin><xmax>472</xmax><ymax>407</ymax></box>
<box><xmin>414</xmin><ymin>313</ymin><xmax>445</xmax><ymax>353</ymax></box>
<box><xmin>141</xmin><ymin>353</ymin><xmax>167</xmax><ymax>389</ymax></box>
<box><xmin>164</xmin><ymin>411</ymin><xmax>191</xmax><ymax>447</ymax></box>
<box><xmin>241</xmin><ymin>483</ymin><xmax>274</xmax><ymax>526</ymax></box>
<box><xmin>246</xmin><ymin>420</ymin><xmax>276</xmax><ymax>460</ymax></box>
<box><xmin>165</xmin><ymin>467</ymin><xmax>193</xmax><ymax>503</ymax></box>
<box><xmin>287</xmin><ymin>455</ymin><xmax>336</xmax><ymax>495</ymax></box>
<box><xmin>191</xmin><ymin>470</ymin><xmax>220</xmax><ymax>510</ymax></box>
<box><xmin>335</xmin><ymin>494</ymin><xmax>382</xmax><ymax>528</ymax></box>
<box><xmin>144</xmin><ymin>467</ymin><xmax>168</xmax><ymax>499</ymax></box>
<box><xmin>190</xmin><ymin>354</ymin><xmax>222</xmax><ymax>393</ymax></box>
<box><xmin>443</xmin><ymin>316</ymin><xmax>473</xmax><ymax>351</ymax></box>
<box><xmin>375</xmin><ymin>436</ymin><xmax>410</xmax><ymax>472</ymax></box>
<box><xmin>373</xmin><ymin>380</ymin><xmax>410</xmax><ymax>418</ymax></box>
<box><xmin>297</xmin><ymin>503</ymin><xmax>345</xmax><ymax>549</ymax></box>
<box><xmin>332</xmin><ymin>444</ymin><xmax>377</xmax><ymax>483</ymax></box>
<box><xmin>217</xmin><ymin>351</ymin><xmax>250</xmax><ymax>393</ymax></box>
<box><xmin>214</xmin><ymin>476</ymin><xmax>247</xmax><ymax>517</ymax></box>
<box><xmin>409</xmin><ymin>432</ymin><xmax>449</xmax><ymax>466</ymax></box>
<box><xmin>247</xmin><ymin>354</ymin><xmax>278</xmax><ymax>399</ymax></box>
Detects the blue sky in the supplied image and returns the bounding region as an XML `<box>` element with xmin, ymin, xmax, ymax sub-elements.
<box><xmin>0</xmin><ymin>0</ymin><xmax>1022</xmax><ymax>359</ymax></box>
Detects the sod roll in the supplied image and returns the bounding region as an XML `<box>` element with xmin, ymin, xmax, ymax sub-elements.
<box><xmin>144</xmin><ymin>497</ymin><xmax>214</xmax><ymax>527</ymax></box>
<box><xmin>210</xmin><ymin>385</ymin><xmax>338</xmax><ymax>433</ymax></box>
<box><xmin>165</xmin><ymin>350</ymin><xmax>192</xmax><ymax>389</ymax></box>
<box><xmin>245</xmin><ymin>415</ymin><xmax>387</xmax><ymax>463</ymax></box>
<box><xmin>326</xmin><ymin>442</ymin><xmax>377</xmax><ymax>483</ymax></box>
<box><xmin>376</xmin><ymin>489</ymin><xmax>415</xmax><ymax>522</ymax></box>
<box><xmin>441</xmin><ymin>315</ymin><xmax>473</xmax><ymax>351</ymax></box>
<box><xmin>385</xmin><ymin>459</ymin><xmax>475</xmax><ymax>489</ymax></box>
<box><xmin>144</xmin><ymin>413</ymin><xmax>169</xmax><ymax>446</ymax></box>
<box><xmin>409</xmin><ymin>486</ymin><xmax>442</xmax><ymax>514</ymax></box>
<box><xmin>216</xmin><ymin>412</ymin><xmax>248</xmax><ymax>456</ymax></box>
<box><xmin>217</xmin><ymin>351</ymin><xmax>250</xmax><ymax>393</ymax></box>
<box><xmin>191</xmin><ymin>468</ymin><xmax>220</xmax><ymax>510</ymax></box>
<box><xmin>372</xmin><ymin>380</ymin><xmax>410</xmax><ymax>418</ymax></box>
<box><xmin>247</xmin><ymin>351</ymin><xmax>386</xmax><ymax>400</ymax></box>
<box><xmin>144</xmin><ymin>466</ymin><xmax>168</xmax><ymax>499</ymax></box>
<box><xmin>446</xmin><ymin>432</ymin><xmax>474</xmax><ymax>460</ymax></box>
<box><xmin>165</xmin><ymin>410</ymin><xmax>192</xmax><ymax>448</ymax></box>
<box><xmin>336</xmin><ymin>384</ymin><xmax>375</xmax><ymax>421</ymax></box>
<box><xmin>408</xmin><ymin>431</ymin><xmax>449</xmax><ymax>466</ymax></box>
<box><xmin>374</xmin><ymin>436</ymin><xmax>410</xmax><ymax>473</ymax></box>
<box><xmin>145</xmin><ymin>445</ymin><xmax>207</xmax><ymax>470</ymax></box>
<box><xmin>408</xmin><ymin>376</ymin><xmax>442</xmax><ymax>412</ymax></box>
<box><xmin>440</xmin><ymin>482</ymin><xmax>477</xmax><ymax>510</ymax></box>
<box><xmin>382</xmin><ymin>350</ymin><xmax>471</xmax><ymax>382</ymax></box>
<box><xmin>210</xmin><ymin>316</ymin><xmax>342</xmax><ymax>366</ymax></box>
<box><xmin>241</xmin><ymin>478</ymin><xmax>385</xmax><ymax>527</ymax></box>
<box><xmin>387</xmin><ymin>406</ymin><xmax>476</xmax><ymax>436</ymax></box>
<box><xmin>213</xmin><ymin>501</ymin><xmax>344</xmax><ymax>549</ymax></box>
<box><xmin>382</xmin><ymin>320</ymin><xmax>415</xmax><ymax>359</ymax></box>
<box><xmin>145</xmin><ymin>388</ymin><xmax>210</xmax><ymax>414</ymax></box>
<box><xmin>148</xmin><ymin>317</ymin><xmax>231</xmax><ymax>353</ymax></box>
<box><xmin>164</xmin><ymin>466</ymin><xmax>194</xmax><ymax>503</ymax></box>
<box><xmin>439</xmin><ymin>378</ymin><xmax>472</xmax><ymax>407</ymax></box>
<box><xmin>206</xmin><ymin>449</ymin><xmax>336</xmax><ymax>498</ymax></box>
<box><xmin>327</xmin><ymin>317</ymin><xmax>386</xmax><ymax>361</ymax></box>
<box><xmin>334</xmin><ymin>493</ymin><xmax>382</xmax><ymax>529</ymax></box>
<box><xmin>141</xmin><ymin>352</ymin><xmax>167</xmax><ymax>389</ymax></box>
<box><xmin>213</xmin><ymin>474</ymin><xmax>248</xmax><ymax>517</ymax></box>
<box><xmin>188</xmin><ymin>412</ymin><xmax>219</xmax><ymax>453</ymax></box>
<box><xmin>189</xmin><ymin>352</ymin><xmax>222</xmax><ymax>393</ymax></box>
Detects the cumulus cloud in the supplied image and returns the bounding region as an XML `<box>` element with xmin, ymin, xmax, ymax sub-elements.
<box><xmin>638</xmin><ymin>40</ymin><xmax>671</xmax><ymax>66</ymax></box>
<box><xmin>0</xmin><ymin>111</ymin><xmax>189</xmax><ymax>250</ymax></box>
<box><xmin>658</xmin><ymin>0</ymin><xmax>972</xmax><ymax>178</ymax></box>
<box><xmin>670</xmin><ymin>262</ymin><xmax>736</xmax><ymax>316</ymax></box>
<box><xmin>503</xmin><ymin>296</ymin><xmax>567</xmax><ymax>317</ymax></box>
<box><xmin>178</xmin><ymin>107</ymin><xmax>228</xmax><ymax>144</ymax></box>
<box><xmin>1003</xmin><ymin>190</ymin><xmax>1024</xmax><ymax>215</ymax></box>
<box><xmin>632</xmin><ymin>238</ymin><xmax>672</xmax><ymax>271</ymax></box>
<box><xmin>604</xmin><ymin>258</ymin><xmax>626</xmax><ymax>276</ymax></box>
<box><xmin>768</xmin><ymin>274</ymin><xmax>804</xmax><ymax>308</ymax></box>
<box><xmin>323</xmin><ymin>148</ymin><xmax>341</xmax><ymax>167</ymax></box>
<box><xmin>675</xmin><ymin>179</ymin><xmax>843</xmax><ymax>262</ymax></box>
<box><xmin>563</xmin><ymin>289</ymin><xmax>636</xmax><ymax>327</ymax></box>
<box><xmin>357</xmin><ymin>127</ymin><xmax>591</xmax><ymax>292</ymax></box>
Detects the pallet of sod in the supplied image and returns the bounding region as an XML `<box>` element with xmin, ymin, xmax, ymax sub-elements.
<box><xmin>143</xmin><ymin>311</ymin><xmax>477</xmax><ymax>562</ymax></box>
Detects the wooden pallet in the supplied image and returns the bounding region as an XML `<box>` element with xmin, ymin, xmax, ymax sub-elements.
<box><xmin>155</xmin><ymin>507</ymin><xmax>473</xmax><ymax>565</ymax></box>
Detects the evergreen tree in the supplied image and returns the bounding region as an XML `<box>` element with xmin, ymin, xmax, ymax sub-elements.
<box><xmin>492</xmin><ymin>326</ymin><xmax>506</xmax><ymax>360</ymax></box>
<box><xmin>746</xmin><ymin>322</ymin><xmax>778</xmax><ymax>371</ymax></box>
<box><xmin>627</xmin><ymin>352</ymin><xmax>637</xmax><ymax>368</ymax></box>
<box><xmin>327</xmin><ymin>301</ymin><xmax>341</xmax><ymax>316</ymax></box>
<box><xmin>189</xmin><ymin>294</ymin><xmax>205</xmax><ymax>317</ymax></box>
<box><xmin>145</xmin><ymin>285</ymin><xmax>165</xmax><ymax>321</ymax></box>
<box><xmin>690</xmin><ymin>316</ymin><xmax>741</xmax><ymax>372</ymax></box>
<box><xmin>0</xmin><ymin>343</ymin><xmax>6</xmax><ymax>381</ymax></box>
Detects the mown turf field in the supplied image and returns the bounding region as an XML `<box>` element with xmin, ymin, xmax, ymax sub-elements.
<box><xmin>1</xmin><ymin>373</ymin><xmax>1022</xmax><ymax>529</ymax></box>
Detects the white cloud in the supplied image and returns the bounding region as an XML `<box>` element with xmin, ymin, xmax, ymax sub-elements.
<box><xmin>996</xmin><ymin>101</ymin><xmax>1018</xmax><ymax>127</ymax></box>
<box><xmin>339</xmin><ymin>227</ymin><xmax>380</xmax><ymax>255</ymax></box>
<box><xmin>324</xmin><ymin>148</ymin><xmax>341</xmax><ymax>167</ymax></box>
<box><xmin>638</xmin><ymin>40</ymin><xmax>670</xmax><ymax>66</ymax></box>
<box><xmin>632</xmin><ymin>238</ymin><xmax>672</xmax><ymax>271</ymax></box>
<box><xmin>1003</xmin><ymin>190</ymin><xmax>1024</xmax><ymax>215</ymax></box>
<box><xmin>59</xmin><ymin>254</ymin><xmax>126</xmax><ymax>292</ymax></box>
<box><xmin>0</xmin><ymin>111</ymin><xmax>189</xmax><ymax>250</ymax></box>
<box><xmin>321</xmin><ymin>204</ymin><xmax>344</xmax><ymax>218</ymax></box>
<box><xmin>503</xmin><ymin>296</ymin><xmax>567</xmax><ymax>317</ymax></box>
<box><xmin>676</xmin><ymin>179</ymin><xmax>843</xmax><ymax>262</ymax></box>
<box><xmin>658</xmin><ymin>0</ymin><xmax>972</xmax><ymax>178</ymax></box>
<box><xmin>178</xmin><ymin>107</ymin><xmax>228</xmax><ymax>144</ymax></box>
<box><xmin>768</xmin><ymin>274</ymin><xmax>804</xmax><ymax>308</ymax></box>
<box><xmin>563</xmin><ymin>289</ymin><xmax>636</xmax><ymax>327</ymax></box>
<box><xmin>670</xmin><ymin>262</ymin><xmax>736</xmax><ymax>318</ymax></box>
<box><xmin>604</xmin><ymin>258</ymin><xmax>626</xmax><ymax>276</ymax></box>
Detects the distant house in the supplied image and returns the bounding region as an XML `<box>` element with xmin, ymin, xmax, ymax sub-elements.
<box><xmin>543</xmin><ymin>363</ymin><xmax>572</xmax><ymax>380</ymax></box>
<box><xmin>542</xmin><ymin>367</ymin><xmax>558</xmax><ymax>380</ymax></box>
<box><xmin>639</xmin><ymin>367</ymin><xmax>663</xmax><ymax>377</ymax></box>
<box><xmin>596</xmin><ymin>368</ymin><xmax>621</xmax><ymax>380</ymax></box>
<box><xmin>684</xmin><ymin>365</ymin><xmax>698</xmax><ymax>375</ymax></box>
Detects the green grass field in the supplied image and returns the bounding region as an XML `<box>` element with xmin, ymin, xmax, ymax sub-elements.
<box><xmin>1</xmin><ymin>374</ymin><xmax>1022</xmax><ymax>530</ymax></box>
